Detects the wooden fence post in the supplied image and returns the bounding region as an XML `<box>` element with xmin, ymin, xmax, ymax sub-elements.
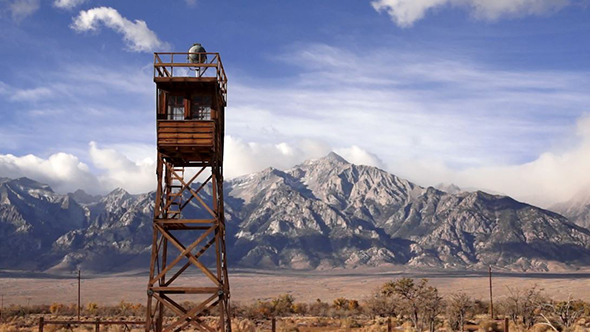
<box><xmin>504</xmin><ymin>318</ymin><xmax>509</xmax><ymax>332</ymax></box>
<box><xmin>95</xmin><ymin>318</ymin><xmax>100</xmax><ymax>332</ymax></box>
<box><xmin>271</xmin><ymin>317</ymin><xmax>276</xmax><ymax>332</ymax></box>
<box><xmin>387</xmin><ymin>317</ymin><xmax>392</xmax><ymax>332</ymax></box>
<box><xmin>38</xmin><ymin>317</ymin><xmax>44</xmax><ymax>332</ymax></box>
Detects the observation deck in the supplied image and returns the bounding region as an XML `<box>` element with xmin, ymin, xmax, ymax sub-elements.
<box><xmin>153</xmin><ymin>52</ymin><xmax>226</xmax><ymax>165</ymax></box>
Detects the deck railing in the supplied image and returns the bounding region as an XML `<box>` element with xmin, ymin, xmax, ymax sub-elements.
<box><xmin>154</xmin><ymin>52</ymin><xmax>227</xmax><ymax>103</ymax></box>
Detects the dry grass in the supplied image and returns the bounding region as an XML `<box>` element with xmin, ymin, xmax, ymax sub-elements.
<box><xmin>2</xmin><ymin>316</ymin><xmax>590</xmax><ymax>332</ymax></box>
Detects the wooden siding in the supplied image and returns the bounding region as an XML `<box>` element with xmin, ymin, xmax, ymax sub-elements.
<box><xmin>157</xmin><ymin>120</ymin><xmax>215</xmax><ymax>147</ymax></box>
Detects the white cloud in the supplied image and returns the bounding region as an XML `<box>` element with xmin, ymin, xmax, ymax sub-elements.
<box><xmin>10</xmin><ymin>87</ymin><xmax>53</xmax><ymax>102</ymax></box>
<box><xmin>371</xmin><ymin>0</ymin><xmax>575</xmax><ymax>27</ymax></box>
<box><xmin>334</xmin><ymin>146</ymin><xmax>385</xmax><ymax>169</ymax></box>
<box><xmin>2</xmin><ymin>125</ymin><xmax>590</xmax><ymax>208</ymax></box>
<box><xmin>71</xmin><ymin>7</ymin><xmax>168</xmax><ymax>52</ymax></box>
<box><xmin>184</xmin><ymin>0</ymin><xmax>197</xmax><ymax>7</ymax></box>
<box><xmin>6</xmin><ymin>0</ymin><xmax>39</xmax><ymax>21</ymax></box>
<box><xmin>388</xmin><ymin>115</ymin><xmax>590</xmax><ymax>207</ymax></box>
<box><xmin>53</xmin><ymin>0</ymin><xmax>86</xmax><ymax>10</ymax></box>
<box><xmin>0</xmin><ymin>138</ymin><xmax>381</xmax><ymax>195</ymax></box>
<box><xmin>0</xmin><ymin>142</ymin><xmax>155</xmax><ymax>195</ymax></box>
<box><xmin>224</xmin><ymin>136</ymin><xmax>386</xmax><ymax>178</ymax></box>
<box><xmin>0</xmin><ymin>82</ymin><xmax>55</xmax><ymax>102</ymax></box>
<box><xmin>0</xmin><ymin>152</ymin><xmax>99</xmax><ymax>194</ymax></box>
<box><xmin>224</xmin><ymin>136</ymin><xmax>330</xmax><ymax>178</ymax></box>
<box><xmin>88</xmin><ymin>141</ymin><xmax>155</xmax><ymax>193</ymax></box>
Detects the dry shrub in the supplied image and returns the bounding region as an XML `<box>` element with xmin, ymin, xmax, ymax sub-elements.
<box><xmin>49</xmin><ymin>303</ymin><xmax>65</xmax><ymax>315</ymax></box>
<box><xmin>0</xmin><ymin>324</ymin><xmax>18</xmax><ymax>332</ymax></box>
<box><xmin>232</xmin><ymin>319</ymin><xmax>256</xmax><ymax>332</ymax></box>
<box><xmin>530</xmin><ymin>323</ymin><xmax>558</xmax><ymax>332</ymax></box>
<box><xmin>278</xmin><ymin>324</ymin><xmax>299</xmax><ymax>332</ymax></box>
<box><xmin>572</xmin><ymin>326</ymin><xmax>590</xmax><ymax>332</ymax></box>
<box><xmin>340</xmin><ymin>317</ymin><xmax>362</xmax><ymax>329</ymax></box>
<box><xmin>478</xmin><ymin>320</ymin><xmax>501</xmax><ymax>332</ymax></box>
<box><xmin>362</xmin><ymin>323</ymin><xmax>386</xmax><ymax>332</ymax></box>
<box><xmin>399</xmin><ymin>320</ymin><xmax>413</xmax><ymax>332</ymax></box>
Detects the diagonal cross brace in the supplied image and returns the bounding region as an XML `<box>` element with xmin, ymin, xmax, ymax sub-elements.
<box><xmin>150</xmin><ymin>224</ymin><xmax>216</xmax><ymax>285</ymax></box>
<box><xmin>153</xmin><ymin>224</ymin><xmax>221</xmax><ymax>287</ymax></box>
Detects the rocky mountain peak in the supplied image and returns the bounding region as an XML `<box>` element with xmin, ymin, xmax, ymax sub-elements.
<box><xmin>323</xmin><ymin>152</ymin><xmax>349</xmax><ymax>164</ymax></box>
<box><xmin>435</xmin><ymin>183</ymin><xmax>462</xmax><ymax>194</ymax></box>
<box><xmin>104</xmin><ymin>187</ymin><xmax>131</xmax><ymax>200</ymax></box>
<box><xmin>69</xmin><ymin>189</ymin><xmax>101</xmax><ymax>205</ymax></box>
<box><xmin>301</xmin><ymin>152</ymin><xmax>350</xmax><ymax>169</ymax></box>
<box><xmin>8</xmin><ymin>177</ymin><xmax>54</xmax><ymax>193</ymax></box>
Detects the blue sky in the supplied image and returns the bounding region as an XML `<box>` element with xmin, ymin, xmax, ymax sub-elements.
<box><xmin>1</xmin><ymin>0</ymin><xmax>590</xmax><ymax>207</ymax></box>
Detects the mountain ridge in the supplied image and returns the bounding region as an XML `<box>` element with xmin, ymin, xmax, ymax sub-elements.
<box><xmin>1</xmin><ymin>153</ymin><xmax>590</xmax><ymax>273</ymax></box>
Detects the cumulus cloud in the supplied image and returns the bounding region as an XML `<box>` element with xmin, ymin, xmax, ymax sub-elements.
<box><xmin>223</xmin><ymin>136</ymin><xmax>386</xmax><ymax>178</ymax></box>
<box><xmin>0</xmin><ymin>137</ymin><xmax>384</xmax><ymax>195</ymax></box>
<box><xmin>371</xmin><ymin>0</ymin><xmax>575</xmax><ymax>27</ymax></box>
<box><xmin>53</xmin><ymin>0</ymin><xmax>86</xmax><ymax>10</ymax></box>
<box><xmin>5</xmin><ymin>0</ymin><xmax>39</xmax><ymax>21</ymax></box>
<box><xmin>3</xmin><ymin>127</ymin><xmax>590</xmax><ymax>208</ymax></box>
<box><xmin>334</xmin><ymin>146</ymin><xmax>385</xmax><ymax>169</ymax></box>
<box><xmin>0</xmin><ymin>152</ymin><xmax>99</xmax><ymax>194</ymax></box>
<box><xmin>88</xmin><ymin>141</ymin><xmax>155</xmax><ymax>193</ymax></box>
<box><xmin>71</xmin><ymin>7</ymin><xmax>168</xmax><ymax>52</ymax></box>
<box><xmin>0</xmin><ymin>142</ymin><xmax>156</xmax><ymax>195</ymax></box>
<box><xmin>224</xmin><ymin>136</ymin><xmax>331</xmax><ymax>178</ymax></box>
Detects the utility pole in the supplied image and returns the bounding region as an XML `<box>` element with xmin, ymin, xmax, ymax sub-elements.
<box><xmin>489</xmin><ymin>265</ymin><xmax>494</xmax><ymax>319</ymax></box>
<box><xmin>77</xmin><ymin>269</ymin><xmax>81</xmax><ymax>321</ymax></box>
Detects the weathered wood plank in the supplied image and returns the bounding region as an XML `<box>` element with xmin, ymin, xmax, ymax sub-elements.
<box><xmin>158</xmin><ymin>133</ymin><xmax>213</xmax><ymax>139</ymax></box>
<box><xmin>158</xmin><ymin>139</ymin><xmax>213</xmax><ymax>145</ymax></box>
<box><xmin>150</xmin><ymin>287</ymin><xmax>218</xmax><ymax>294</ymax></box>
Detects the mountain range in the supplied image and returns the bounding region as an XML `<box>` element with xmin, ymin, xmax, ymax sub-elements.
<box><xmin>1</xmin><ymin>153</ymin><xmax>590</xmax><ymax>273</ymax></box>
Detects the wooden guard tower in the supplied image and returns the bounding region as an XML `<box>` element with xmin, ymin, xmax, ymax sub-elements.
<box><xmin>146</xmin><ymin>45</ymin><xmax>231</xmax><ymax>332</ymax></box>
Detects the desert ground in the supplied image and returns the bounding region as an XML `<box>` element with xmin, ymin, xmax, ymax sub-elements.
<box><xmin>1</xmin><ymin>268</ymin><xmax>589</xmax><ymax>306</ymax></box>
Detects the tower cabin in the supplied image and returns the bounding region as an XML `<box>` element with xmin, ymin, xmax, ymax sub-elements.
<box><xmin>153</xmin><ymin>45</ymin><xmax>227</xmax><ymax>165</ymax></box>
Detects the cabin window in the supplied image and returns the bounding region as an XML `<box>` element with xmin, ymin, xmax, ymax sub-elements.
<box><xmin>190</xmin><ymin>95</ymin><xmax>212</xmax><ymax>120</ymax></box>
<box><xmin>167</xmin><ymin>95</ymin><xmax>185</xmax><ymax>120</ymax></box>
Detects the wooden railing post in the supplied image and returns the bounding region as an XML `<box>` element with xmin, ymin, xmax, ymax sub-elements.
<box><xmin>38</xmin><ymin>317</ymin><xmax>44</xmax><ymax>332</ymax></box>
<box><xmin>95</xmin><ymin>318</ymin><xmax>100</xmax><ymax>332</ymax></box>
<box><xmin>504</xmin><ymin>318</ymin><xmax>509</xmax><ymax>332</ymax></box>
<box><xmin>271</xmin><ymin>317</ymin><xmax>276</xmax><ymax>332</ymax></box>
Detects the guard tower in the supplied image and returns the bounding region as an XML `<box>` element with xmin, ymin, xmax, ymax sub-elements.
<box><xmin>146</xmin><ymin>44</ymin><xmax>231</xmax><ymax>332</ymax></box>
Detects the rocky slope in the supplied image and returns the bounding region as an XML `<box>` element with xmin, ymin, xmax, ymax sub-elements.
<box><xmin>1</xmin><ymin>153</ymin><xmax>590</xmax><ymax>272</ymax></box>
<box><xmin>551</xmin><ymin>189</ymin><xmax>590</xmax><ymax>230</ymax></box>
